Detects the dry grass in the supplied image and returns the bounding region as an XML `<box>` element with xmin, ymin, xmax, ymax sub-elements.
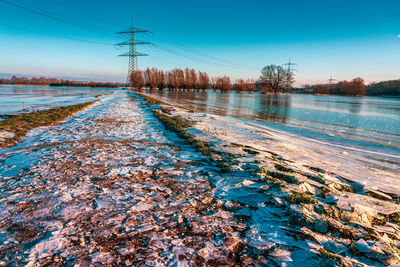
<box><xmin>0</xmin><ymin>101</ymin><xmax>95</xmax><ymax>148</ymax></box>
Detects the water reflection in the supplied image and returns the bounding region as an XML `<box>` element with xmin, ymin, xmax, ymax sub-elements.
<box><xmin>144</xmin><ymin>90</ymin><xmax>400</xmax><ymax>149</ymax></box>
<box><xmin>0</xmin><ymin>85</ymin><xmax>115</xmax><ymax>115</ymax></box>
<box><xmin>255</xmin><ymin>94</ymin><xmax>290</xmax><ymax>123</ymax></box>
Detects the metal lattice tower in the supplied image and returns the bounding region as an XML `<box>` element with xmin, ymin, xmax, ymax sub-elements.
<box><xmin>283</xmin><ymin>59</ymin><xmax>297</xmax><ymax>73</ymax></box>
<box><xmin>327</xmin><ymin>75</ymin><xmax>336</xmax><ymax>84</ymax></box>
<box><xmin>117</xmin><ymin>17</ymin><xmax>153</xmax><ymax>85</ymax></box>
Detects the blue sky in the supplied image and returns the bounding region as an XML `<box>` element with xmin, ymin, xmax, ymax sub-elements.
<box><xmin>0</xmin><ymin>0</ymin><xmax>399</xmax><ymax>85</ymax></box>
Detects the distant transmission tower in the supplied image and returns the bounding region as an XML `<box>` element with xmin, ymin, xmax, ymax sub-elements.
<box><xmin>283</xmin><ymin>59</ymin><xmax>297</xmax><ymax>73</ymax></box>
<box><xmin>117</xmin><ymin>17</ymin><xmax>153</xmax><ymax>85</ymax></box>
<box><xmin>327</xmin><ymin>75</ymin><xmax>336</xmax><ymax>84</ymax></box>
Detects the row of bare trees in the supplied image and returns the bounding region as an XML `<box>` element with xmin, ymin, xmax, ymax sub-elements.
<box><xmin>130</xmin><ymin>68</ymin><xmax>255</xmax><ymax>92</ymax></box>
<box><xmin>131</xmin><ymin>68</ymin><xmax>209</xmax><ymax>90</ymax></box>
<box><xmin>314</xmin><ymin>77</ymin><xmax>366</xmax><ymax>96</ymax></box>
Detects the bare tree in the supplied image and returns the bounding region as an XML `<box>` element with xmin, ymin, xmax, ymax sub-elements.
<box><xmin>348</xmin><ymin>77</ymin><xmax>366</xmax><ymax>96</ymax></box>
<box><xmin>258</xmin><ymin>65</ymin><xmax>294</xmax><ymax>94</ymax></box>
<box><xmin>211</xmin><ymin>77</ymin><xmax>218</xmax><ymax>91</ymax></box>
<box><xmin>176</xmin><ymin>69</ymin><xmax>185</xmax><ymax>89</ymax></box>
<box><xmin>245</xmin><ymin>79</ymin><xmax>255</xmax><ymax>92</ymax></box>
<box><xmin>198</xmin><ymin>72</ymin><xmax>209</xmax><ymax>90</ymax></box>
<box><xmin>314</xmin><ymin>84</ymin><xmax>331</xmax><ymax>95</ymax></box>
<box><xmin>234</xmin><ymin>79</ymin><xmax>246</xmax><ymax>92</ymax></box>
<box><xmin>184</xmin><ymin>68</ymin><xmax>197</xmax><ymax>90</ymax></box>
<box><xmin>215</xmin><ymin>76</ymin><xmax>231</xmax><ymax>92</ymax></box>
<box><xmin>130</xmin><ymin>70</ymin><xmax>144</xmax><ymax>90</ymax></box>
<box><xmin>155</xmin><ymin>69</ymin><xmax>165</xmax><ymax>90</ymax></box>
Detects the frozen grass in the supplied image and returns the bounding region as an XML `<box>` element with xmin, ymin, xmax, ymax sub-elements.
<box><xmin>0</xmin><ymin>101</ymin><xmax>95</xmax><ymax>148</ymax></box>
<box><xmin>134</xmin><ymin>93</ymin><xmax>233</xmax><ymax>172</ymax></box>
<box><xmin>318</xmin><ymin>248</ymin><xmax>342</xmax><ymax>262</ymax></box>
<box><xmin>134</xmin><ymin>92</ymin><xmax>195</xmax><ymax>112</ymax></box>
<box><xmin>287</xmin><ymin>192</ymin><xmax>316</xmax><ymax>204</ymax></box>
<box><xmin>154</xmin><ymin>111</ymin><xmax>213</xmax><ymax>156</ymax></box>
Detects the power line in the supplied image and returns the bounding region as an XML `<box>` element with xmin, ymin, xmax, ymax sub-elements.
<box><xmin>61</xmin><ymin>0</ymin><xmax>128</xmax><ymax>28</ymax></box>
<box><xmin>50</xmin><ymin>0</ymin><xmax>127</xmax><ymax>29</ymax></box>
<box><xmin>152</xmin><ymin>45</ymin><xmax>243</xmax><ymax>72</ymax></box>
<box><xmin>2</xmin><ymin>0</ymin><xmax>258</xmax><ymax>74</ymax></box>
<box><xmin>0</xmin><ymin>23</ymin><xmax>112</xmax><ymax>45</ymax></box>
<box><xmin>0</xmin><ymin>0</ymin><xmax>116</xmax><ymax>37</ymax></box>
<box><xmin>147</xmin><ymin>55</ymin><xmax>185</xmax><ymax>67</ymax></box>
<box><xmin>149</xmin><ymin>34</ymin><xmax>259</xmax><ymax>70</ymax></box>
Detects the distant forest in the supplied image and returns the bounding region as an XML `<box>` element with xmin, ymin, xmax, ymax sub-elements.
<box><xmin>295</xmin><ymin>78</ymin><xmax>400</xmax><ymax>96</ymax></box>
<box><xmin>366</xmin><ymin>80</ymin><xmax>400</xmax><ymax>96</ymax></box>
<box><xmin>0</xmin><ymin>76</ymin><xmax>119</xmax><ymax>88</ymax></box>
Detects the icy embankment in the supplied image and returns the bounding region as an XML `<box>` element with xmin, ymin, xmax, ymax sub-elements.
<box><xmin>1</xmin><ymin>90</ymin><xmax>399</xmax><ymax>266</ymax></box>
<box><xmin>0</xmin><ymin>91</ymin><xmax>251</xmax><ymax>265</ymax></box>
<box><xmin>139</xmin><ymin>92</ymin><xmax>400</xmax><ymax>266</ymax></box>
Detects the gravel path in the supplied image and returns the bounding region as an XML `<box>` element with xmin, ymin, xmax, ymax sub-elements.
<box><xmin>0</xmin><ymin>92</ymin><xmax>250</xmax><ymax>266</ymax></box>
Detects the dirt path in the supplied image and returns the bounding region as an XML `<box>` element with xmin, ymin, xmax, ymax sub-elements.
<box><xmin>0</xmin><ymin>92</ymin><xmax>250</xmax><ymax>266</ymax></box>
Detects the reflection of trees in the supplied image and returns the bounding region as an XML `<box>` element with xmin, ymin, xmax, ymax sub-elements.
<box><xmin>13</xmin><ymin>88</ymin><xmax>30</xmax><ymax>95</ymax></box>
<box><xmin>199</xmin><ymin>91</ymin><xmax>228</xmax><ymax>116</ymax></box>
<box><xmin>348</xmin><ymin>101</ymin><xmax>362</xmax><ymax>115</ymax></box>
<box><xmin>213</xmin><ymin>91</ymin><xmax>229</xmax><ymax>116</ymax></box>
<box><xmin>230</xmin><ymin>92</ymin><xmax>245</xmax><ymax>118</ymax></box>
<box><xmin>255</xmin><ymin>94</ymin><xmax>290</xmax><ymax>123</ymax></box>
<box><xmin>333</xmin><ymin>97</ymin><xmax>362</xmax><ymax>135</ymax></box>
<box><xmin>153</xmin><ymin>90</ymin><xmax>205</xmax><ymax>113</ymax></box>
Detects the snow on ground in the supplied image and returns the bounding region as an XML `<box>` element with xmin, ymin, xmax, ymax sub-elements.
<box><xmin>0</xmin><ymin>91</ymin><xmax>252</xmax><ymax>265</ymax></box>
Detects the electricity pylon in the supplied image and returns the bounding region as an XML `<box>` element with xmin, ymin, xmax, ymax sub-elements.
<box><xmin>327</xmin><ymin>75</ymin><xmax>336</xmax><ymax>84</ymax></box>
<box><xmin>117</xmin><ymin>17</ymin><xmax>153</xmax><ymax>85</ymax></box>
<box><xmin>283</xmin><ymin>59</ymin><xmax>297</xmax><ymax>73</ymax></box>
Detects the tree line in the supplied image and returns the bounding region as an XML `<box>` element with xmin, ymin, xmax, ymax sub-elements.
<box><xmin>366</xmin><ymin>79</ymin><xmax>400</xmax><ymax>96</ymax></box>
<box><xmin>130</xmin><ymin>68</ymin><xmax>256</xmax><ymax>92</ymax></box>
<box><xmin>298</xmin><ymin>78</ymin><xmax>400</xmax><ymax>96</ymax></box>
<box><xmin>0</xmin><ymin>76</ymin><xmax>119</xmax><ymax>88</ymax></box>
<box><xmin>313</xmin><ymin>77</ymin><xmax>366</xmax><ymax>96</ymax></box>
<box><xmin>4</xmin><ymin>69</ymin><xmax>397</xmax><ymax>96</ymax></box>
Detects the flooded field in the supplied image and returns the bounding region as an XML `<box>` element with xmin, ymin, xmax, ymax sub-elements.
<box><xmin>0</xmin><ymin>85</ymin><xmax>117</xmax><ymax>118</ymax></box>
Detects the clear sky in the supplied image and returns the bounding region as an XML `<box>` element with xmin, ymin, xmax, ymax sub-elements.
<box><xmin>0</xmin><ymin>0</ymin><xmax>399</xmax><ymax>85</ymax></box>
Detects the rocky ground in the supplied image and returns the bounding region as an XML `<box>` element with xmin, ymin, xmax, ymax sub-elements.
<box><xmin>1</xmin><ymin>90</ymin><xmax>399</xmax><ymax>266</ymax></box>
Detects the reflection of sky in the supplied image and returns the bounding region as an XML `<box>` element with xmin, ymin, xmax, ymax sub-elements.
<box><xmin>0</xmin><ymin>85</ymin><xmax>115</xmax><ymax>114</ymax></box>
<box><xmin>146</xmin><ymin>90</ymin><xmax>400</xmax><ymax>148</ymax></box>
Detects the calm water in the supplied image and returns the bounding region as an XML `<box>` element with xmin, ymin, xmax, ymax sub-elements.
<box><xmin>145</xmin><ymin>90</ymin><xmax>400</xmax><ymax>156</ymax></box>
<box><xmin>0</xmin><ymin>85</ymin><xmax>117</xmax><ymax>118</ymax></box>
<box><xmin>1</xmin><ymin>86</ymin><xmax>399</xmax><ymax>158</ymax></box>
